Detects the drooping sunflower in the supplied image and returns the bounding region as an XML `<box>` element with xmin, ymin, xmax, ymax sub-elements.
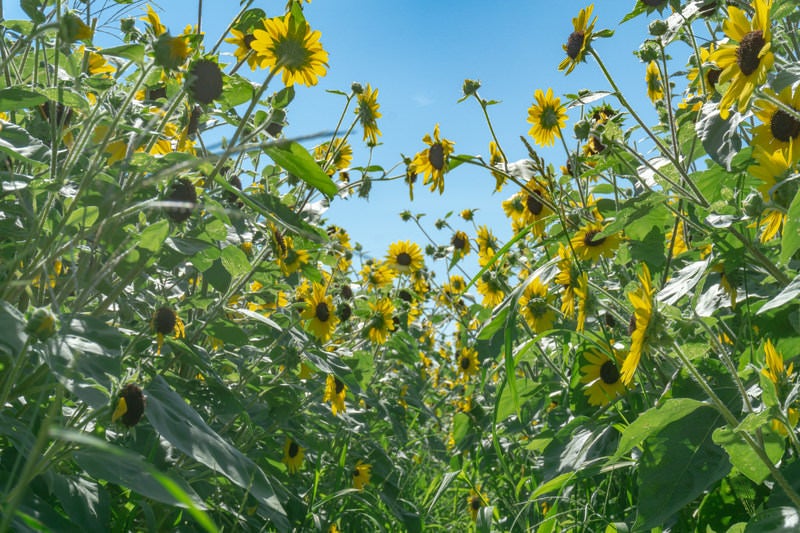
<box><xmin>153</xmin><ymin>32</ymin><xmax>190</xmax><ymax>71</ymax></box>
<box><xmin>366</xmin><ymin>298</ymin><xmax>395</xmax><ymax>344</ymax></box>
<box><xmin>352</xmin><ymin>460</ymin><xmax>372</xmax><ymax>490</ymax></box>
<box><xmin>752</xmin><ymin>86</ymin><xmax>800</xmax><ymax>165</ymax></box>
<box><xmin>386</xmin><ymin>240</ymin><xmax>424</xmax><ymax>274</ymax></box>
<box><xmin>580</xmin><ymin>347</ymin><xmax>627</xmax><ymax>406</ymax></box>
<box><xmin>556</xmin><ymin>243</ymin><xmax>579</xmax><ymax>318</ymax></box>
<box><xmin>301</xmin><ymin>283</ymin><xmax>339</xmax><ymax>342</ymax></box>
<box><xmin>570</xmin><ymin>221</ymin><xmax>621</xmax><ymax>262</ymax></box>
<box><xmin>152</xmin><ymin>306</ymin><xmax>185</xmax><ymax>354</ymax></box>
<box><xmin>355</xmin><ymin>83</ymin><xmax>382</xmax><ymax>146</ymax></box>
<box><xmin>323</xmin><ymin>374</ymin><xmax>346</xmax><ymax>415</ymax></box>
<box><xmin>645</xmin><ymin>61</ymin><xmax>664</xmax><ymax>103</ymax></box>
<box><xmin>467</xmin><ymin>487</ymin><xmax>489</xmax><ymax>522</ymax></box>
<box><xmin>412</xmin><ymin>124</ymin><xmax>455</xmax><ymax>194</ymax></box>
<box><xmin>620</xmin><ymin>263</ymin><xmax>656</xmax><ymax>385</ymax></box>
<box><xmin>489</xmin><ymin>140</ymin><xmax>507</xmax><ymax>191</ymax></box>
<box><xmin>250</xmin><ymin>12</ymin><xmax>329</xmax><ymax>87</ymax></box>
<box><xmin>762</xmin><ymin>338</ymin><xmax>794</xmax><ymax>388</ymax></box>
<box><xmin>518</xmin><ymin>277</ymin><xmax>556</xmax><ymax>334</ymax></box>
<box><xmin>709</xmin><ymin>0</ymin><xmax>774</xmax><ymax>119</ymax></box>
<box><xmin>451</xmin><ymin>230</ymin><xmax>471</xmax><ymax>260</ymax></box>
<box><xmin>282</xmin><ymin>438</ymin><xmax>304</xmax><ymax>474</ymax></box>
<box><xmin>750</xmin><ymin>145</ymin><xmax>793</xmax><ymax>201</ymax></box>
<box><xmin>142</xmin><ymin>4</ymin><xmax>166</xmax><ymax>36</ymax></box>
<box><xmin>112</xmin><ymin>383</ymin><xmax>146</xmax><ymax>427</ymax></box>
<box><xmin>225</xmin><ymin>28</ymin><xmax>259</xmax><ymax>70</ymax></box>
<box><xmin>527</xmin><ymin>88</ymin><xmax>568</xmax><ymax>147</ymax></box>
<box><xmin>457</xmin><ymin>347</ymin><xmax>480</xmax><ymax>379</ymax></box>
<box><xmin>278</xmin><ymin>236</ymin><xmax>310</xmax><ymax>276</ymax></box>
<box><xmin>558</xmin><ymin>4</ymin><xmax>597</xmax><ymax>75</ymax></box>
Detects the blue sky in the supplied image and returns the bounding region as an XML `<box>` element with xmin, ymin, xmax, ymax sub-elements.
<box><xmin>6</xmin><ymin>1</ymin><xmax>671</xmax><ymax>271</ymax></box>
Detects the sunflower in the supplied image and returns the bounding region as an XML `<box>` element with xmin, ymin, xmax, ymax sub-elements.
<box><xmin>314</xmin><ymin>137</ymin><xmax>353</xmax><ymax>174</ymax></box>
<box><xmin>575</xmin><ymin>272</ymin><xmax>589</xmax><ymax>333</ymax></box>
<box><xmin>752</xmin><ymin>86</ymin><xmax>800</xmax><ymax>165</ymax></box>
<box><xmin>386</xmin><ymin>240</ymin><xmax>424</xmax><ymax>274</ymax></box>
<box><xmin>620</xmin><ymin>264</ymin><xmax>656</xmax><ymax>385</ymax></box>
<box><xmin>709</xmin><ymin>0</ymin><xmax>774</xmax><ymax>119</ymax></box>
<box><xmin>278</xmin><ymin>236</ymin><xmax>310</xmax><ymax>276</ymax></box>
<box><xmin>556</xmin><ymin>244</ymin><xmax>579</xmax><ymax>318</ymax></box>
<box><xmin>412</xmin><ymin>124</ymin><xmax>455</xmax><ymax>194</ymax></box>
<box><xmin>360</xmin><ymin>261</ymin><xmax>396</xmax><ymax>291</ymax></box>
<box><xmin>580</xmin><ymin>347</ymin><xmax>627</xmax><ymax>406</ymax></box>
<box><xmin>476</xmin><ymin>271</ymin><xmax>506</xmax><ymax>307</ymax></box>
<box><xmin>186</xmin><ymin>59</ymin><xmax>224</xmax><ymax>105</ymax></box>
<box><xmin>152</xmin><ymin>306</ymin><xmax>185</xmax><ymax>354</ymax></box>
<box><xmin>323</xmin><ymin>374</ymin><xmax>346</xmax><ymax>415</ymax></box>
<box><xmin>518</xmin><ymin>277</ymin><xmax>556</xmax><ymax>334</ymax></box>
<box><xmin>367</xmin><ymin>298</ymin><xmax>395</xmax><ymax>344</ymax></box>
<box><xmin>520</xmin><ymin>181</ymin><xmax>554</xmax><ymax>239</ymax></box>
<box><xmin>559</xmin><ymin>4</ymin><xmax>597</xmax><ymax>75</ymax></box>
<box><xmin>440</xmin><ymin>275</ymin><xmax>467</xmax><ymax>310</ymax></box>
<box><xmin>467</xmin><ymin>487</ymin><xmax>489</xmax><ymax>522</ymax></box>
<box><xmin>154</xmin><ymin>33</ymin><xmax>190</xmax><ymax>71</ymax></box>
<box><xmin>750</xmin><ymin>145</ymin><xmax>793</xmax><ymax>202</ymax></box>
<box><xmin>451</xmin><ymin>231</ymin><xmax>471</xmax><ymax>260</ymax></box>
<box><xmin>489</xmin><ymin>141</ymin><xmax>507</xmax><ymax>191</ymax></box>
<box><xmin>687</xmin><ymin>43</ymin><xmax>721</xmax><ymax>98</ymax></box>
<box><xmin>762</xmin><ymin>338</ymin><xmax>794</xmax><ymax>388</ymax></box>
<box><xmin>112</xmin><ymin>384</ymin><xmax>146</xmax><ymax>427</ymax></box>
<box><xmin>571</xmin><ymin>222</ymin><xmax>621</xmax><ymax>262</ymax></box>
<box><xmin>250</xmin><ymin>12</ymin><xmax>329</xmax><ymax>87</ymax></box>
<box><xmin>142</xmin><ymin>4</ymin><xmax>166</xmax><ymax>36</ymax></box>
<box><xmin>457</xmin><ymin>347</ymin><xmax>480</xmax><ymax>379</ymax></box>
<box><xmin>476</xmin><ymin>225</ymin><xmax>500</xmax><ymax>267</ymax></box>
<box><xmin>355</xmin><ymin>84</ymin><xmax>382</xmax><ymax>146</ymax></box>
<box><xmin>301</xmin><ymin>283</ymin><xmax>339</xmax><ymax>342</ymax></box>
<box><xmin>645</xmin><ymin>61</ymin><xmax>664</xmax><ymax>103</ymax></box>
<box><xmin>352</xmin><ymin>460</ymin><xmax>372</xmax><ymax>490</ymax></box>
<box><xmin>527</xmin><ymin>88</ymin><xmax>568</xmax><ymax>147</ymax></box>
<box><xmin>225</xmin><ymin>28</ymin><xmax>259</xmax><ymax>70</ymax></box>
<box><xmin>77</xmin><ymin>46</ymin><xmax>115</xmax><ymax>76</ymax></box>
<box><xmin>282</xmin><ymin>438</ymin><xmax>304</xmax><ymax>474</ymax></box>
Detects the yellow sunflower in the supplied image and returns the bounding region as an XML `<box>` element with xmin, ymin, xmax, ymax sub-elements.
<box><xmin>570</xmin><ymin>222</ymin><xmax>621</xmax><ymax>262</ymax></box>
<box><xmin>152</xmin><ymin>306</ymin><xmax>185</xmax><ymax>354</ymax></box>
<box><xmin>518</xmin><ymin>277</ymin><xmax>556</xmax><ymax>334</ymax></box>
<box><xmin>451</xmin><ymin>230</ymin><xmax>471</xmax><ymax>260</ymax></box>
<box><xmin>360</xmin><ymin>261</ymin><xmax>397</xmax><ymax>291</ymax></box>
<box><xmin>457</xmin><ymin>347</ymin><xmax>480</xmax><ymax>379</ymax></box>
<box><xmin>78</xmin><ymin>46</ymin><xmax>115</xmax><ymax>76</ymax></box>
<box><xmin>142</xmin><ymin>4</ymin><xmax>166</xmax><ymax>36</ymax></box>
<box><xmin>282</xmin><ymin>438</ymin><xmax>304</xmax><ymax>474</ymax></box>
<box><xmin>476</xmin><ymin>225</ymin><xmax>500</xmax><ymax>267</ymax></box>
<box><xmin>225</xmin><ymin>28</ymin><xmax>259</xmax><ymax>70</ymax></box>
<box><xmin>762</xmin><ymin>338</ymin><xmax>794</xmax><ymax>387</ymax></box>
<box><xmin>250</xmin><ymin>12</ymin><xmax>329</xmax><ymax>86</ymax></box>
<box><xmin>750</xmin><ymin>145</ymin><xmax>793</xmax><ymax>201</ymax></box>
<box><xmin>467</xmin><ymin>487</ymin><xmax>489</xmax><ymax>522</ymax></box>
<box><xmin>621</xmin><ymin>264</ymin><xmax>656</xmax><ymax>385</ymax></box>
<box><xmin>527</xmin><ymin>88</ymin><xmax>568</xmax><ymax>147</ymax></box>
<box><xmin>323</xmin><ymin>374</ymin><xmax>346</xmax><ymax>415</ymax></box>
<box><xmin>687</xmin><ymin>43</ymin><xmax>721</xmax><ymax>98</ymax></box>
<box><xmin>440</xmin><ymin>275</ymin><xmax>467</xmax><ymax>310</ymax></box>
<box><xmin>111</xmin><ymin>384</ymin><xmax>146</xmax><ymax>427</ymax></box>
<box><xmin>752</xmin><ymin>86</ymin><xmax>800</xmax><ymax>165</ymax></box>
<box><xmin>520</xmin><ymin>181</ymin><xmax>553</xmax><ymax>239</ymax></box>
<box><xmin>412</xmin><ymin>124</ymin><xmax>455</xmax><ymax>194</ymax></box>
<box><xmin>301</xmin><ymin>283</ymin><xmax>339</xmax><ymax>342</ymax></box>
<box><xmin>355</xmin><ymin>84</ymin><xmax>382</xmax><ymax>146</ymax></box>
<box><xmin>556</xmin><ymin>244</ymin><xmax>579</xmax><ymax>318</ymax></box>
<box><xmin>386</xmin><ymin>240</ymin><xmax>424</xmax><ymax>274</ymax></box>
<box><xmin>352</xmin><ymin>460</ymin><xmax>372</xmax><ymax>490</ymax></box>
<box><xmin>580</xmin><ymin>347</ymin><xmax>627</xmax><ymax>406</ymax></box>
<box><xmin>278</xmin><ymin>236</ymin><xmax>310</xmax><ymax>276</ymax></box>
<box><xmin>645</xmin><ymin>61</ymin><xmax>664</xmax><ymax>104</ymax></box>
<box><xmin>476</xmin><ymin>271</ymin><xmax>506</xmax><ymax>307</ymax></box>
<box><xmin>367</xmin><ymin>298</ymin><xmax>395</xmax><ymax>344</ymax></box>
<box><xmin>314</xmin><ymin>137</ymin><xmax>353</xmax><ymax>174</ymax></box>
<box><xmin>559</xmin><ymin>4</ymin><xmax>597</xmax><ymax>75</ymax></box>
<box><xmin>709</xmin><ymin>0</ymin><xmax>773</xmax><ymax>119</ymax></box>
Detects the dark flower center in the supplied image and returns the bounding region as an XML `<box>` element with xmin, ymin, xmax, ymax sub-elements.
<box><xmin>452</xmin><ymin>234</ymin><xmax>467</xmax><ymax>250</ymax></box>
<box><xmin>397</xmin><ymin>252</ymin><xmax>412</xmax><ymax>266</ymax></box>
<box><xmin>736</xmin><ymin>30</ymin><xmax>765</xmax><ymax>76</ymax></box>
<box><xmin>706</xmin><ymin>68</ymin><xmax>721</xmax><ymax>90</ymax></box>
<box><xmin>165</xmin><ymin>178</ymin><xmax>197</xmax><ymax>223</ymax></box>
<box><xmin>583</xmin><ymin>230</ymin><xmax>607</xmax><ymax>247</ymax></box>
<box><xmin>566</xmin><ymin>31</ymin><xmax>585</xmax><ymax>59</ymax></box>
<box><xmin>599</xmin><ymin>360</ymin><xmax>621</xmax><ymax>384</ymax></box>
<box><xmin>243</xmin><ymin>34</ymin><xmax>255</xmax><ymax>50</ymax></box>
<box><xmin>274</xmin><ymin>230</ymin><xmax>287</xmax><ymax>255</ymax></box>
<box><xmin>628</xmin><ymin>314</ymin><xmax>637</xmax><ymax>335</ymax></box>
<box><xmin>188</xmin><ymin>59</ymin><xmax>223</xmax><ymax>105</ymax></box>
<box><xmin>340</xmin><ymin>285</ymin><xmax>353</xmax><ymax>299</ymax></box>
<box><xmin>526</xmin><ymin>191</ymin><xmax>544</xmax><ymax>215</ymax></box>
<box><xmin>155</xmin><ymin>307</ymin><xmax>177</xmax><ymax>335</ymax></box>
<box><xmin>471</xmin><ymin>496</ymin><xmax>481</xmax><ymax>511</ymax></box>
<box><xmin>399</xmin><ymin>289</ymin><xmax>412</xmax><ymax>302</ymax></box>
<box><xmin>315</xmin><ymin>302</ymin><xmax>330</xmax><ymax>322</ymax></box>
<box><xmin>337</xmin><ymin>303</ymin><xmax>352</xmax><ymax>321</ymax></box>
<box><xmin>288</xmin><ymin>441</ymin><xmax>299</xmax><ymax>458</ymax></box>
<box><xmin>460</xmin><ymin>356</ymin><xmax>471</xmax><ymax>370</ymax></box>
<box><xmin>770</xmin><ymin>109</ymin><xmax>800</xmax><ymax>142</ymax></box>
<box><xmin>428</xmin><ymin>143</ymin><xmax>445</xmax><ymax>170</ymax></box>
<box><xmin>334</xmin><ymin>377</ymin><xmax>345</xmax><ymax>394</ymax></box>
<box><xmin>120</xmin><ymin>383</ymin><xmax>145</xmax><ymax>427</ymax></box>
<box><xmin>352</xmin><ymin>469</ymin><xmax>360</xmax><ymax>477</ymax></box>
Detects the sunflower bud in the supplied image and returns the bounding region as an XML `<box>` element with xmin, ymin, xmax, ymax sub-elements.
<box><xmin>462</xmin><ymin>79</ymin><xmax>481</xmax><ymax>98</ymax></box>
<box><xmin>25</xmin><ymin>307</ymin><xmax>58</xmax><ymax>341</ymax></box>
<box><xmin>186</xmin><ymin>59</ymin><xmax>224</xmax><ymax>105</ymax></box>
<box><xmin>649</xmin><ymin>20</ymin><xmax>668</xmax><ymax>37</ymax></box>
<box><xmin>351</xmin><ymin>82</ymin><xmax>364</xmax><ymax>95</ymax></box>
<box><xmin>60</xmin><ymin>13</ymin><xmax>93</xmax><ymax>43</ymax></box>
<box><xmin>743</xmin><ymin>191</ymin><xmax>764</xmax><ymax>217</ymax></box>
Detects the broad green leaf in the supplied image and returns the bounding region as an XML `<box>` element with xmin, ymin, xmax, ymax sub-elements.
<box><xmin>220</xmin><ymin>245</ymin><xmax>250</xmax><ymax>277</ymax></box>
<box><xmin>264</xmin><ymin>141</ymin><xmax>337</xmax><ymax>198</ymax></box>
<box><xmin>64</xmin><ymin>206</ymin><xmax>99</xmax><ymax>230</ymax></box>
<box><xmin>0</xmin><ymin>301</ymin><xmax>28</xmax><ymax>358</ymax></box>
<box><xmin>758</xmin><ymin>274</ymin><xmax>800</xmax><ymax>314</ymax></box>
<box><xmin>696</xmin><ymin>102</ymin><xmax>745</xmax><ymax>171</ymax></box>
<box><xmin>712</xmin><ymin>426</ymin><xmax>784</xmax><ymax>484</ymax></box>
<box><xmin>0</xmin><ymin>121</ymin><xmax>50</xmax><ymax>164</ymax></box>
<box><xmin>477</xmin><ymin>307</ymin><xmax>509</xmax><ymax>340</ymax></box>
<box><xmin>447</xmin><ymin>154</ymin><xmax>478</xmax><ymax>172</ymax></box>
<box><xmin>99</xmin><ymin>44</ymin><xmax>144</xmax><ymax>64</ymax></box>
<box><xmin>612</xmin><ymin>398</ymin><xmax>706</xmax><ymax>461</ymax></box>
<box><xmin>595</xmin><ymin>192</ymin><xmax>667</xmax><ymax>241</ymax></box>
<box><xmin>38</xmin><ymin>87</ymin><xmax>89</xmax><ymax>112</ymax></box>
<box><xmin>138</xmin><ymin>219</ymin><xmax>170</xmax><ymax>252</ymax></box>
<box><xmin>0</xmin><ymin>87</ymin><xmax>47</xmax><ymax>112</ymax></box>
<box><xmin>657</xmin><ymin>259</ymin><xmax>709</xmax><ymax>305</ymax></box>
<box><xmin>531</xmin><ymin>471</ymin><xmax>574</xmax><ymax>498</ymax></box>
<box><xmin>144</xmin><ymin>376</ymin><xmax>288</xmax><ymax>530</ymax></box>
<box><xmin>221</xmin><ymin>74</ymin><xmax>254</xmax><ymax>108</ymax></box>
<box><xmin>50</xmin><ymin>474</ymin><xmax>109</xmax><ymax>532</ymax></box>
<box><xmin>780</xmin><ymin>190</ymin><xmax>800</xmax><ymax>264</ymax></box>
<box><xmin>744</xmin><ymin>507</ymin><xmax>800</xmax><ymax>532</ymax></box>
<box><xmin>425</xmin><ymin>471</ymin><xmax>460</xmax><ymax>514</ymax></box>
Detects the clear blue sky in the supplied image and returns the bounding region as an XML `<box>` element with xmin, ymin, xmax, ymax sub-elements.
<box><xmin>5</xmin><ymin>1</ymin><xmax>670</xmax><ymax>272</ymax></box>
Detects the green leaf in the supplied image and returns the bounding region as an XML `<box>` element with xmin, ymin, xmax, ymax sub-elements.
<box><xmin>0</xmin><ymin>88</ymin><xmax>47</xmax><ymax>112</ymax></box>
<box><xmin>220</xmin><ymin>245</ymin><xmax>251</xmax><ymax>277</ymax></box>
<box><xmin>0</xmin><ymin>121</ymin><xmax>50</xmax><ymax>164</ymax></box>
<box><xmin>138</xmin><ymin>220</ymin><xmax>170</xmax><ymax>252</ymax></box>
<box><xmin>477</xmin><ymin>307</ymin><xmax>509</xmax><ymax>340</ymax></box>
<box><xmin>0</xmin><ymin>301</ymin><xmax>27</xmax><ymax>358</ymax></box>
<box><xmin>531</xmin><ymin>471</ymin><xmax>575</xmax><ymax>498</ymax></box>
<box><xmin>612</xmin><ymin>398</ymin><xmax>706</xmax><ymax>461</ymax></box>
<box><xmin>64</xmin><ymin>206</ymin><xmax>99</xmax><ymax>230</ymax></box>
<box><xmin>758</xmin><ymin>274</ymin><xmax>800</xmax><ymax>314</ymax></box>
<box><xmin>696</xmin><ymin>102</ymin><xmax>745</xmax><ymax>171</ymax></box>
<box><xmin>99</xmin><ymin>44</ymin><xmax>144</xmax><ymax>64</ymax></box>
<box><xmin>144</xmin><ymin>376</ymin><xmax>288</xmax><ymax>530</ymax></box>
<box><xmin>264</xmin><ymin>141</ymin><xmax>337</xmax><ymax>198</ymax></box>
<box><xmin>713</xmin><ymin>426</ymin><xmax>784</xmax><ymax>484</ymax></box>
<box><xmin>447</xmin><ymin>154</ymin><xmax>478</xmax><ymax>172</ymax></box>
<box><xmin>657</xmin><ymin>259</ymin><xmax>709</xmax><ymax>305</ymax></box>
<box><xmin>222</xmin><ymin>74</ymin><xmax>254</xmax><ymax>108</ymax></box>
<box><xmin>780</xmin><ymin>190</ymin><xmax>800</xmax><ymax>264</ymax></box>
<box><xmin>744</xmin><ymin>507</ymin><xmax>800</xmax><ymax>532</ymax></box>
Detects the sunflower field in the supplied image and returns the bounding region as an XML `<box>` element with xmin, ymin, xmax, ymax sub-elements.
<box><xmin>2</xmin><ymin>0</ymin><xmax>800</xmax><ymax>531</ymax></box>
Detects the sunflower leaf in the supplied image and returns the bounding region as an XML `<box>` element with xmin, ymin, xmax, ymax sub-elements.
<box><xmin>780</xmin><ymin>190</ymin><xmax>800</xmax><ymax>265</ymax></box>
<box><xmin>696</xmin><ymin>102</ymin><xmax>745</xmax><ymax>171</ymax></box>
<box><xmin>264</xmin><ymin>141</ymin><xmax>337</xmax><ymax>198</ymax></box>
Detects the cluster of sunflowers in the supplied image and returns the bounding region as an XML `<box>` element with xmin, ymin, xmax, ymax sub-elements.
<box><xmin>3</xmin><ymin>0</ymin><xmax>800</xmax><ymax>531</ymax></box>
